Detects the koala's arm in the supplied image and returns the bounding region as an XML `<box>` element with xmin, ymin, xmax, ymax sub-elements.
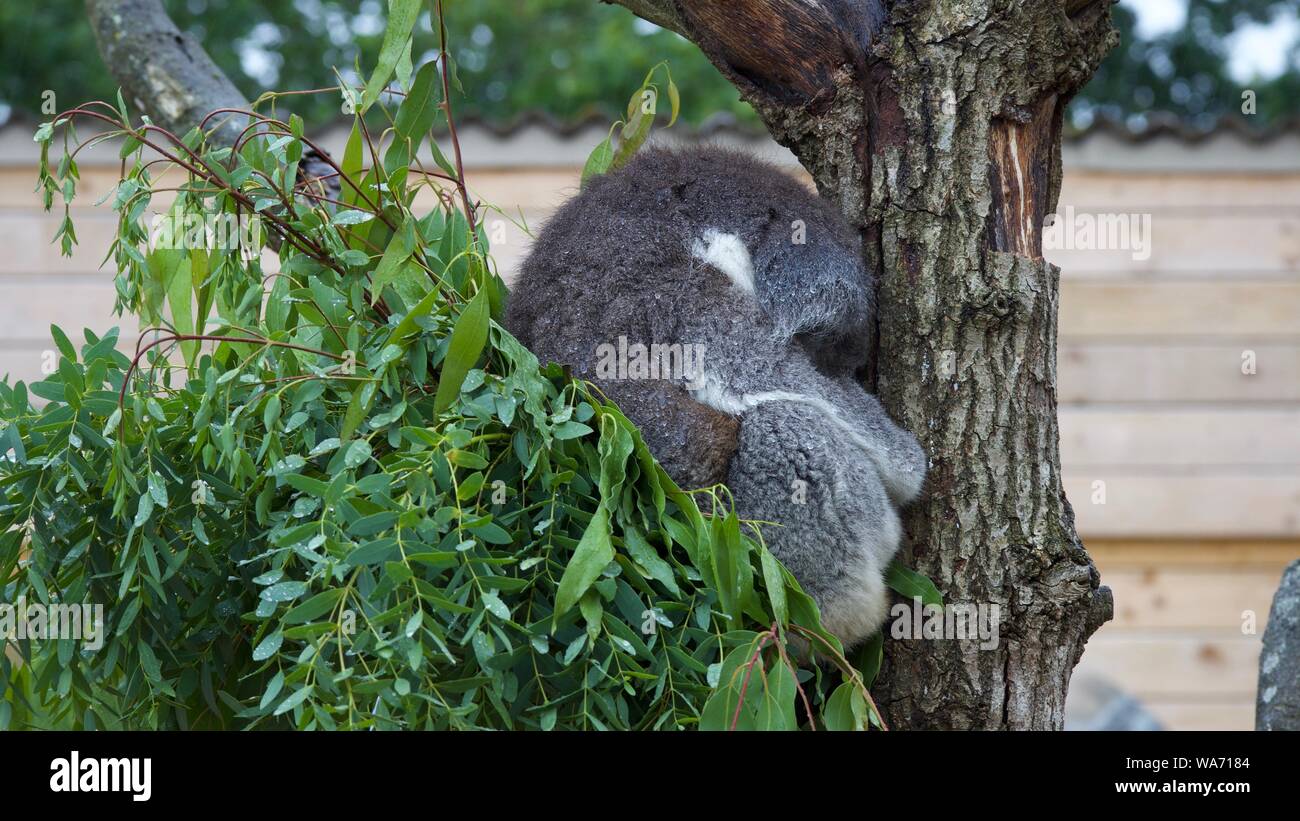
<box><xmin>756</xmin><ymin>240</ymin><xmax>872</xmax><ymax>350</ymax></box>
<box><xmin>763</xmin><ymin>360</ymin><xmax>927</xmax><ymax>507</ymax></box>
<box><xmin>819</xmin><ymin>375</ymin><xmax>928</xmax><ymax>506</ymax></box>
<box><xmin>680</xmin><ymin>304</ymin><xmax>925</xmax><ymax>507</ymax></box>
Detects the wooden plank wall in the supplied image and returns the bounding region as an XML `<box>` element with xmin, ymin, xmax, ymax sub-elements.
<box><xmin>1</xmin><ymin>122</ymin><xmax>1297</xmax><ymax>730</ymax></box>
<box><xmin>1050</xmin><ymin>162</ymin><xmax>1300</xmax><ymax>729</ymax></box>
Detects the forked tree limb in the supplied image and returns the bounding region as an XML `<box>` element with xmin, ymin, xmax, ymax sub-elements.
<box><xmin>605</xmin><ymin>0</ymin><xmax>886</xmax><ymax>110</ymax></box>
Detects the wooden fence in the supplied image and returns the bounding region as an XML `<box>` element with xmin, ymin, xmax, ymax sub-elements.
<box><xmin>1</xmin><ymin>117</ymin><xmax>1297</xmax><ymax>729</ymax></box>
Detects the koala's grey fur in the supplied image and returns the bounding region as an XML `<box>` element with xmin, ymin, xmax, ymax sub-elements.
<box><xmin>505</xmin><ymin>146</ymin><xmax>926</xmax><ymax>648</ymax></box>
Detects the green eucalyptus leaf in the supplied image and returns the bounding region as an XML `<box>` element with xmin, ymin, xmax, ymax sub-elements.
<box><xmin>553</xmin><ymin>506</ymin><xmax>614</xmax><ymax>623</ymax></box>
<box><xmin>359</xmin><ymin>0</ymin><xmax>421</xmax><ymax>113</ymax></box>
<box><xmin>432</xmin><ymin>288</ymin><xmax>489</xmax><ymax>414</ymax></box>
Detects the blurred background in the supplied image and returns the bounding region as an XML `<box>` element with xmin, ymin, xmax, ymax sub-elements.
<box><xmin>1</xmin><ymin>0</ymin><xmax>1298</xmax><ymax>729</ymax></box>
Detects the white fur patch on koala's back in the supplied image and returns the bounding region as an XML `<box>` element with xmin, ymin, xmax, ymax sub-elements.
<box><xmin>689</xmin><ymin>375</ymin><xmax>751</xmax><ymax>416</ymax></box>
<box><xmin>689</xmin><ymin>383</ymin><xmax>910</xmax><ymax>497</ymax></box>
<box><xmin>692</xmin><ymin>386</ymin><xmax>874</xmax><ymax>454</ymax></box>
<box><xmin>691</xmin><ymin>229</ymin><xmax>755</xmax><ymax>295</ymax></box>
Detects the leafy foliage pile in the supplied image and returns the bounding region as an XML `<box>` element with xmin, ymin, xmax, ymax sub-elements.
<box><xmin>1</xmin><ymin>3</ymin><xmax>937</xmax><ymax>731</ymax></box>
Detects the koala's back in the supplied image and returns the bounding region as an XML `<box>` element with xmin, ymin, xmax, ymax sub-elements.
<box><xmin>505</xmin><ymin>147</ymin><xmax>825</xmax><ymax>368</ymax></box>
<box><xmin>504</xmin><ymin>148</ymin><xmax>797</xmax><ymax>486</ymax></box>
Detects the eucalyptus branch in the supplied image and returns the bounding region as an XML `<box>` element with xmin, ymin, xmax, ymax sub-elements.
<box><xmin>787</xmin><ymin>624</ymin><xmax>888</xmax><ymax>730</ymax></box>
<box><xmin>119</xmin><ymin>332</ymin><xmax>349</xmax><ymax>408</ymax></box>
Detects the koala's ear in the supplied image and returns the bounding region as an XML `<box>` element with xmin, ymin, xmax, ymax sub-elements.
<box><xmin>752</xmin><ymin>231</ymin><xmax>874</xmax><ymax>346</ymax></box>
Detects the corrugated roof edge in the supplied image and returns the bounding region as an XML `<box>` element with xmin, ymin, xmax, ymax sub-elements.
<box><xmin>3</xmin><ymin>108</ymin><xmax>1298</xmax><ymax>144</ymax></box>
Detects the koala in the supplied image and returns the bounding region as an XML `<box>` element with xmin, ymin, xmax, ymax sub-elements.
<box><xmin>505</xmin><ymin>146</ymin><xmax>926</xmax><ymax>648</ymax></box>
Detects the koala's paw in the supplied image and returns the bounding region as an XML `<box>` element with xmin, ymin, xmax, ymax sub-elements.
<box><xmin>879</xmin><ymin>431</ymin><xmax>928</xmax><ymax>507</ymax></box>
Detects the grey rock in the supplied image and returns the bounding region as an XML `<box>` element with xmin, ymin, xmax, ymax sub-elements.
<box><xmin>1065</xmin><ymin>675</ymin><xmax>1164</xmax><ymax>732</ymax></box>
<box><xmin>1257</xmin><ymin>558</ymin><xmax>1300</xmax><ymax>730</ymax></box>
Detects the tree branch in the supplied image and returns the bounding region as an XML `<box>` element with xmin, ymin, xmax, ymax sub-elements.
<box><xmin>604</xmin><ymin>1</ymin><xmax>887</xmax><ymax>109</ymax></box>
<box><xmin>85</xmin><ymin>0</ymin><xmax>337</xmax><ymax>200</ymax></box>
<box><xmin>86</xmin><ymin>0</ymin><xmax>250</xmax><ymax>144</ymax></box>
<box><xmin>599</xmin><ymin>0</ymin><xmax>689</xmax><ymax>37</ymax></box>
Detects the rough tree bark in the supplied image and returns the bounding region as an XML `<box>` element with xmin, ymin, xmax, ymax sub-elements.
<box><xmin>86</xmin><ymin>0</ymin><xmax>250</xmax><ymax>144</ymax></box>
<box><xmin>604</xmin><ymin>0</ymin><xmax>1118</xmax><ymax>729</ymax></box>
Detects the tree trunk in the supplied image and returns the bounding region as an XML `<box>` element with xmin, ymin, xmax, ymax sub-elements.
<box><xmin>1257</xmin><ymin>559</ymin><xmax>1300</xmax><ymax>730</ymax></box>
<box><xmin>607</xmin><ymin>0</ymin><xmax>1118</xmax><ymax>729</ymax></box>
